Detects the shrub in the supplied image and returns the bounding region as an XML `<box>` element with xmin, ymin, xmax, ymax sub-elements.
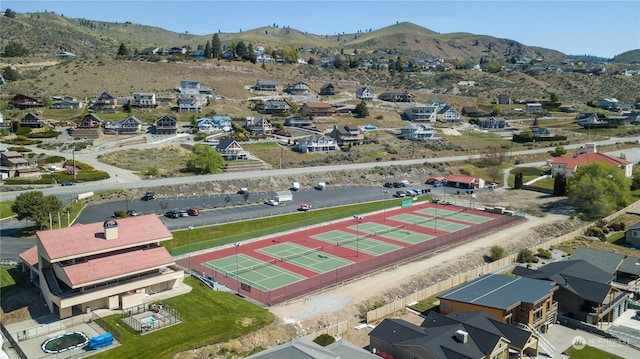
<box><xmin>7</xmin><ymin>146</ymin><xmax>32</xmax><ymax>152</ymax></box>
<box><xmin>113</xmin><ymin>210</ymin><xmax>127</xmax><ymax>218</ymax></box>
<box><xmin>313</xmin><ymin>334</ymin><xmax>335</xmax><ymax>347</ymax></box>
<box><xmin>537</xmin><ymin>248</ymin><xmax>552</xmax><ymax>259</ymax></box>
<box><xmin>490</xmin><ymin>245</ymin><xmax>506</xmax><ymax>262</ymax></box>
<box><xmin>517</xmin><ymin>249</ymin><xmax>534</xmax><ymax>263</ymax></box>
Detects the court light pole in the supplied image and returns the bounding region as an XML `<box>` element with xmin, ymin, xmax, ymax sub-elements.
<box><xmin>188</xmin><ymin>226</ymin><xmax>193</xmax><ymax>276</ymax></box>
<box><xmin>234</xmin><ymin>243</ymin><xmax>240</xmax><ymax>294</ymax></box>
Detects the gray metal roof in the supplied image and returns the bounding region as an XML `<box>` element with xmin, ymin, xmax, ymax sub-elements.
<box><xmin>619</xmin><ymin>256</ymin><xmax>640</xmax><ymax>276</ymax></box>
<box><xmin>438</xmin><ymin>273</ymin><xmax>557</xmax><ymax>310</ymax></box>
<box><xmin>570</xmin><ymin>247</ymin><xmax>624</xmax><ymax>274</ymax></box>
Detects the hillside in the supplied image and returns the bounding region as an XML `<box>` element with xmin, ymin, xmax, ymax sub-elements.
<box><xmin>0</xmin><ymin>12</ymin><xmax>568</xmax><ymax>63</ymax></box>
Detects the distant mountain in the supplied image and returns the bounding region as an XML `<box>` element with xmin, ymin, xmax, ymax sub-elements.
<box><xmin>613</xmin><ymin>49</ymin><xmax>640</xmax><ymax>64</ymax></box>
<box><xmin>1</xmin><ymin>12</ymin><xmax>638</xmax><ymax>64</ymax></box>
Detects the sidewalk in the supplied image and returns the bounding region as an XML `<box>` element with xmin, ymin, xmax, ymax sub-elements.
<box><xmin>541</xmin><ymin>324</ymin><xmax>640</xmax><ymax>358</ymax></box>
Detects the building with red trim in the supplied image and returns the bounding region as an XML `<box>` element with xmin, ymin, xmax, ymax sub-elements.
<box><xmin>19</xmin><ymin>215</ymin><xmax>184</xmax><ymax>319</ymax></box>
<box><xmin>550</xmin><ymin>143</ymin><xmax>632</xmax><ymax>178</ymax></box>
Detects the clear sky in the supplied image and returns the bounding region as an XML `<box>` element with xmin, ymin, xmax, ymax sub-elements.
<box><xmin>3</xmin><ymin>0</ymin><xmax>639</xmax><ymax>58</ymax></box>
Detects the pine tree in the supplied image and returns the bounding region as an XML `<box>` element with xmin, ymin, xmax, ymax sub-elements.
<box><xmin>204</xmin><ymin>40</ymin><xmax>212</xmax><ymax>59</ymax></box>
<box><xmin>117</xmin><ymin>42</ymin><xmax>129</xmax><ymax>56</ymax></box>
<box><xmin>211</xmin><ymin>33</ymin><xmax>222</xmax><ymax>58</ymax></box>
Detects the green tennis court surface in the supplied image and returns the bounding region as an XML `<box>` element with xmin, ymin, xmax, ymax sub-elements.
<box><xmin>389</xmin><ymin>213</ymin><xmax>469</xmax><ymax>232</ymax></box>
<box><xmin>348</xmin><ymin>222</ymin><xmax>434</xmax><ymax>244</ymax></box>
<box><xmin>204</xmin><ymin>254</ymin><xmax>305</xmax><ymax>291</ymax></box>
<box><xmin>416</xmin><ymin>208</ymin><xmax>493</xmax><ymax>224</ymax></box>
<box><xmin>257</xmin><ymin>242</ymin><xmax>353</xmax><ymax>273</ymax></box>
<box><xmin>312</xmin><ymin>230</ymin><xmax>401</xmax><ymax>255</ymax></box>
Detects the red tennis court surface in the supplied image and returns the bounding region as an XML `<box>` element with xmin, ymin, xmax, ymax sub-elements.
<box><xmin>176</xmin><ymin>201</ymin><xmax>523</xmax><ymax>306</ymax></box>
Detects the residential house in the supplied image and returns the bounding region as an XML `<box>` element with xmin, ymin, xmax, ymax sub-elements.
<box><xmin>254</xmin><ymin>80</ymin><xmax>278</xmax><ymax>92</ymax></box>
<box><xmin>221</xmin><ymin>50</ymin><xmax>234</xmax><ymax>60</ymax></box>
<box><xmin>497</xmin><ymin>94</ymin><xmax>513</xmax><ymax>105</ymax></box>
<box><xmin>18</xmin><ymin>215</ymin><xmax>184</xmax><ymax>319</ymax></box>
<box><xmin>92</xmin><ymin>92</ymin><xmax>118</xmax><ymax>111</ymax></box>
<box><xmin>558</xmin><ymin>105</ymin><xmax>576</xmax><ymax>113</ymax></box>
<box><xmin>355</xmin><ymin>86</ymin><xmax>375</xmax><ymax>101</ymax></box>
<box><xmin>400</xmin><ymin>123</ymin><xmax>440</xmax><ymax>141</ymax></box>
<box><xmin>298</xmin><ymin>135</ymin><xmax>339</xmax><ymax>153</ymax></box>
<box><xmin>284</xmin><ymin>117</ymin><xmax>314</xmax><ymax>129</ymax></box>
<box><xmin>132</xmin><ymin>92</ymin><xmax>157</xmax><ymax>108</ymax></box>
<box><xmin>197</xmin><ymin>116</ymin><xmax>232</xmax><ymax>132</ymax></box>
<box><xmin>427</xmin><ymin>99</ymin><xmax>448</xmax><ymax>108</ymax></box>
<box><xmin>72</xmin><ymin>113</ymin><xmax>103</xmax><ymax>139</ymax></box>
<box><xmin>285</xmin><ymin>81</ymin><xmax>310</xmax><ymax>95</ymax></box>
<box><xmin>55</xmin><ymin>51</ymin><xmax>76</xmax><ymax>58</ymax></box>
<box><xmin>319</xmin><ymin>83</ymin><xmax>335</xmax><ymax>95</ymax></box>
<box><xmin>155</xmin><ymin>114</ymin><xmax>178</xmax><ymax>135</ymax></box>
<box><xmin>0</xmin><ymin>150</ymin><xmax>40</xmax><ymax>178</ymax></box>
<box><xmin>403</xmin><ymin>105</ymin><xmax>437</xmax><ymax>122</ymax></box>
<box><xmin>112</xmin><ymin>116</ymin><xmax>143</xmax><ymax>134</ymax></box>
<box><xmin>51</xmin><ymin>95</ymin><xmax>83</xmax><ymax>109</ymax></box>
<box><xmin>436</xmin><ymin>105</ymin><xmax>462</xmax><ymax>123</ymax></box>
<box><xmin>526</xmin><ymin>103</ymin><xmax>543</xmax><ymax>114</ymax></box>
<box><xmin>256</xmin><ymin>54</ymin><xmax>275</xmax><ymax>64</ymax></box>
<box><xmin>167</xmin><ymin>47</ymin><xmax>186</xmax><ymax>55</ymax></box>
<box><xmin>301</xmin><ymin>102</ymin><xmax>334</xmax><ymax>117</ymax></box>
<box><xmin>140</xmin><ymin>47</ymin><xmax>160</xmax><ymax>55</ymax></box>
<box><xmin>369</xmin><ymin>311</ymin><xmax>544</xmax><ymax>359</ymax></box>
<box><xmin>260</xmin><ymin>100</ymin><xmax>290</xmax><ymax>114</ymax></box>
<box><xmin>626</xmin><ymin>222</ymin><xmax>640</xmax><ymax>248</ymax></box>
<box><xmin>378</xmin><ymin>91</ymin><xmax>413</xmax><ymax>102</ymax></box>
<box><xmin>531</xmin><ymin>127</ymin><xmax>555</xmax><ymax>140</ymax></box>
<box><xmin>215</xmin><ymin>139</ymin><xmax>248</xmax><ymax>160</ymax></box>
<box><xmin>462</xmin><ymin>106</ymin><xmax>480</xmax><ymax>117</ymax></box>
<box><xmin>331</xmin><ymin>124</ymin><xmax>364</xmax><ymax>147</ymax></box>
<box><xmin>190</xmin><ymin>49</ymin><xmax>205</xmax><ymax>58</ymax></box>
<box><xmin>444</xmin><ymin>174</ymin><xmax>486</xmax><ymax>189</ymax></box>
<box><xmin>247</xmin><ymin>337</ymin><xmax>379</xmax><ymax>359</ymax></box>
<box><xmin>19</xmin><ymin>112</ymin><xmax>49</xmax><ymax>129</ymax></box>
<box><xmin>178</xmin><ymin>97</ymin><xmax>203</xmax><ymax>113</ymax></box>
<box><xmin>568</xmin><ymin>247</ymin><xmax>640</xmax><ymax>289</ymax></box>
<box><xmin>438</xmin><ymin>273</ymin><xmax>558</xmax><ymax>333</ymax></box>
<box><xmin>244</xmin><ymin>116</ymin><xmax>273</xmax><ymax>134</ymax></box>
<box><xmin>478</xmin><ymin>116</ymin><xmax>507</xmax><ymax>129</ymax></box>
<box><xmin>9</xmin><ymin>94</ymin><xmax>44</xmax><ymax>109</ymax></box>
<box><xmin>599</xmin><ymin>98</ymin><xmax>620</xmax><ymax>111</ymax></box>
<box><xmin>513</xmin><ymin>257</ymin><xmax>629</xmax><ymax>326</ymax></box>
<box><xmin>550</xmin><ymin>143</ymin><xmax>632</xmax><ymax>178</ymax></box>
<box><xmin>574</xmin><ymin>113</ymin><xmax>608</xmax><ymax>128</ymax></box>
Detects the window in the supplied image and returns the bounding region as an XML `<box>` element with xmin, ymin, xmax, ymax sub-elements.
<box><xmin>441</xmin><ymin>301</ymin><xmax>450</xmax><ymax>312</ymax></box>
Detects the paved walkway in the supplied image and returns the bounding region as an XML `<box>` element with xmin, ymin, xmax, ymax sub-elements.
<box><xmin>540</xmin><ymin>323</ymin><xmax>640</xmax><ymax>358</ymax></box>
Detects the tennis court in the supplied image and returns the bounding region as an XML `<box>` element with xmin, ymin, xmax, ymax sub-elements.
<box><xmin>312</xmin><ymin>230</ymin><xmax>402</xmax><ymax>255</ymax></box>
<box><xmin>389</xmin><ymin>213</ymin><xmax>469</xmax><ymax>232</ymax></box>
<box><xmin>416</xmin><ymin>208</ymin><xmax>493</xmax><ymax>224</ymax></box>
<box><xmin>204</xmin><ymin>254</ymin><xmax>305</xmax><ymax>291</ymax></box>
<box><xmin>257</xmin><ymin>242</ymin><xmax>353</xmax><ymax>273</ymax></box>
<box><xmin>349</xmin><ymin>223</ymin><xmax>434</xmax><ymax>244</ymax></box>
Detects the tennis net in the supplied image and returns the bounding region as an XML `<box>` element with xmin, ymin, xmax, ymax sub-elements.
<box><xmin>236</xmin><ymin>258</ymin><xmax>277</xmax><ymax>275</ymax></box>
<box><xmin>280</xmin><ymin>246</ymin><xmax>323</xmax><ymax>262</ymax></box>
<box><xmin>371</xmin><ymin>224</ymin><xmax>405</xmax><ymax>236</ymax></box>
<box><xmin>413</xmin><ymin>216</ymin><xmax>435</xmax><ymax>226</ymax></box>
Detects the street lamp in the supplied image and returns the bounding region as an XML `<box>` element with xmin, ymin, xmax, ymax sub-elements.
<box><xmin>234</xmin><ymin>243</ymin><xmax>240</xmax><ymax>293</ymax></box>
<box><xmin>304</xmin><ymin>210</ymin><xmax>308</xmax><ymax>242</ymax></box>
<box><xmin>188</xmin><ymin>226</ymin><xmax>193</xmax><ymax>276</ymax></box>
<box><xmin>354</xmin><ymin>216</ymin><xmax>360</xmax><ymax>257</ymax></box>
<box><xmin>72</xmin><ymin>149</ymin><xmax>76</xmax><ymax>182</ymax></box>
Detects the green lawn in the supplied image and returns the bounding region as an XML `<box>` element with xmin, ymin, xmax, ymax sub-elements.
<box><xmin>0</xmin><ymin>201</ymin><xmax>15</xmax><ymax>219</ymax></box>
<box><xmin>564</xmin><ymin>345</ymin><xmax>624</xmax><ymax>359</ymax></box>
<box><xmin>0</xmin><ymin>266</ymin><xmax>27</xmax><ymax>296</ymax></box>
<box><xmin>168</xmin><ymin>197</ymin><xmax>413</xmax><ymax>255</ymax></box>
<box><xmin>90</xmin><ymin>277</ymin><xmax>273</xmax><ymax>359</ymax></box>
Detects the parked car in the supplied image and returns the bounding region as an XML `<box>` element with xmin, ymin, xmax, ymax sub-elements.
<box><xmin>384</xmin><ymin>182</ymin><xmax>393</xmax><ymax>188</ymax></box>
<box><xmin>187</xmin><ymin>208</ymin><xmax>199</xmax><ymax>216</ymax></box>
<box><xmin>406</xmin><ymin>190</ymin><xmax>418</xmax><ymax>196</ymax></box>
<box><xmin>164</xmin><ymin>210</ymin><xmax>180</xmax><ymax>218</ymax></box>
<box><xmin>392</xmin><ymin>182</ymin><xmax>404</xmax><ymax>188</ymax></box>
<box><xmin>178</xmin><ymin>210</ymin><xmax>189</xmax><ymax>217</ymax></box>
<box><xmin>299</xmin><ymin>203</ymin><xmax>311</xmax><ymax>211</ymax></box>
<box><xmin>60</xmin><ymin>181</ymin><xmax>74</xmax><ymax>186</ymax></box>
<box><xmin>237</xmin><ymin>187</ymin><xmax>248</xmax><ymax>194</ymax></box>
<box><xmin>142</xmin><ymin>191</ymin><xmax>156</xmax><ymax>201</ymax></box>
<box><xmin>126</xmin><ymin>210</ymin><xmax>140</xmax><ymax>217</ymax></box>
<box><xmin>433</xmin><ymin>182</ymin><xmax>445</xmax><ymax>187</ymax></box>
<box><xmin>394</xmin><ymin>191</ymin><xmax>406</xmax><ymax>198</ymax></box>
<box><xmin>486</xmin><ymin>183</ymin><xmax>497</xmax><ymax>189</ymax></box>
<box><xmin>265</xmin><ymin>199</ymin><xmax>279</xmax><ymax>206</ymax></box>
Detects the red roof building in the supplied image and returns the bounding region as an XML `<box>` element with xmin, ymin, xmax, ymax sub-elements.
<box><xmin>551</xmin><ymin>144</ymin><xmax>632</xmax><ymax>178</ymax></box>
<box><xmin>18</xmin><ymin>215</ymin><xmax>184</xmax><ymax>319</ymax></box>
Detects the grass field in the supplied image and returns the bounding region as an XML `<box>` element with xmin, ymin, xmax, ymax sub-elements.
<box><xmin>168</xmin><ymin>197</ymin><xmax>412</xmax><ymax>255</ymax></box>
<box><xmin>0</xmin><ymin>201</ymin><xmax>15</xmax><ymax>220</ymax></box>
<box><xmin>564</xmin><ymin>345</ymin><xmax>624</xmax><ymax>359</ymax></box>
<box><xmin>83</xmin><ymin>277</ymin><xmax>273</xmax><ymax>359</ymax></box>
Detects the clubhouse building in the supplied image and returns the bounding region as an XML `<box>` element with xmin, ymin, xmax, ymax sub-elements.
<box><xmin>18</xmin><ymin>215</ymin><xmax>184</xmax><ymax>319</ymax></box>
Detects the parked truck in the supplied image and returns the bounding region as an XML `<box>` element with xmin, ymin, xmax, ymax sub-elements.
<box><xmin>275</xmin><ymin>190</ymin><xmax>293</xmax><ymax>202</ymax></box>
<box><xmin>291</xmin><ymin>182</ymin><xmax>300</xmax><ymax>191</ymax></box>
<box><xmin>315</xmin><ymin>182</ymin><xmax>326</xmax><ymax>190</ymax></box>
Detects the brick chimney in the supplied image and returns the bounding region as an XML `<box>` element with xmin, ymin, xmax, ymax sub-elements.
<box><xmin>103</xmin><ymin>219</ymin><xmax>118</xmax><ymax>240</ymax></box>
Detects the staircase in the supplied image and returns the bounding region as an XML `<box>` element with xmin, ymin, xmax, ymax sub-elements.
<box><xmin>44</xmin><ymin>267</ymin><xmax>62</xmax><ymax>296</ymax></box>
<box><xmin>223</xmin><ymin>160</ymin><xmax>268</xmax><ymax>172</ymax></box>
<box><xmin>516</xmin><ymin>323</ymin><xmax>555</xmax><ymax>357</ymax></box>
